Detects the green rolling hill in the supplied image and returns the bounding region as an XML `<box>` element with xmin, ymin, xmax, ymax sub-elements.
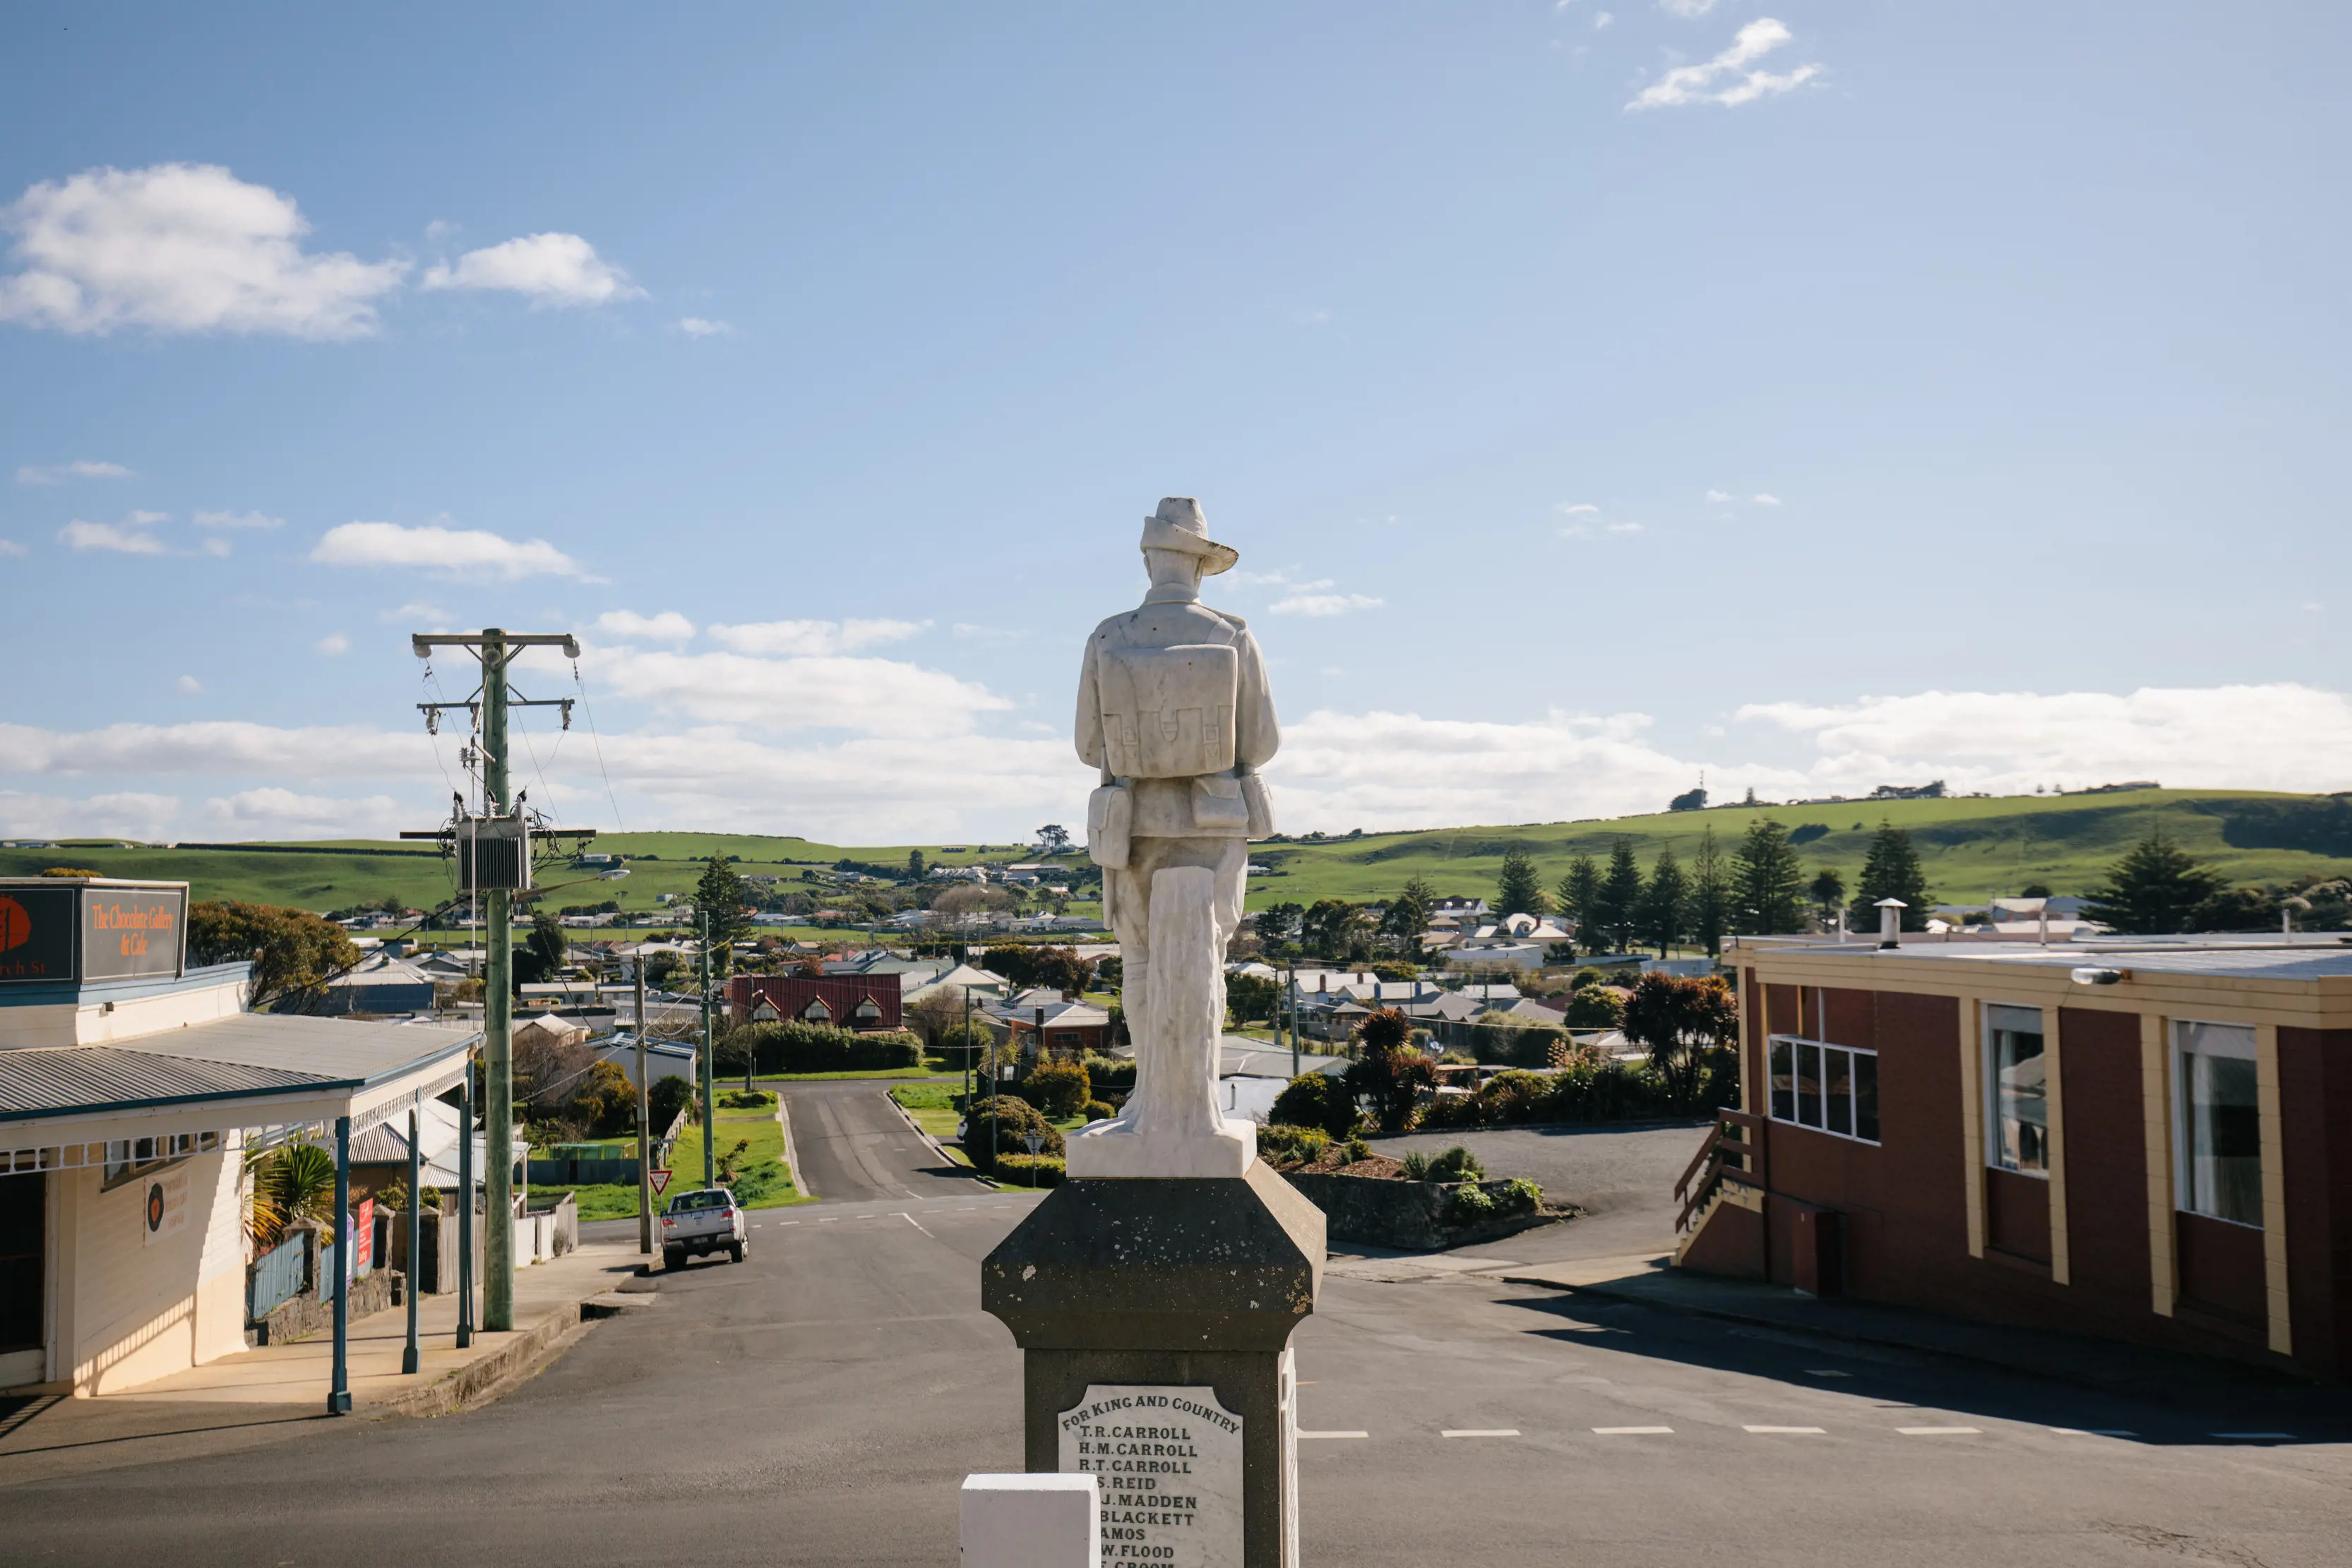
<box><xmin>8</xmin><ymin>788</ymin><xmax>2351</xmax><ymax>920</ymax></box>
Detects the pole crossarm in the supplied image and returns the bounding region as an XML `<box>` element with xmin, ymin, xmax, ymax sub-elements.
<box><xmin>412</xmin><ymin>632</ymin><xmax>581</xmax><ymax>658</ymax></box>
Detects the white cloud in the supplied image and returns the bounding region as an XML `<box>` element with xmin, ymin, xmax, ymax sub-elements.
<box><xmin>0</xmin><ymin>790</ymin><xmax>181</xmax><ymax>842</ymax></box>
<box><xmin>0</xmin><ymin>163</ymin><xmax>408</xmax><ymax>338</ymax></box>
<box><xmin>1752</xmin><ymin>493</ymin><xmax>1783</xmax><ymax>506</ymax></box>
<box><xmin>1608</xmin><ymin>522</ymin><xmax>1643</xmax><ymax>534</ymax></box>
<box><xmin>1736</xmin><ymin>685</ymin><xmax>2352</xmax><ymax>798</ymax></box>
<box><xmin>311</xmin><ymin>520</ymin><xmax>586</xmax><ymax>580</ymax></box>
<box><xmin>199</xmin><ymin>786</ymin><xmax>402</xmax><ymax>839</ymax></box>
<box><xmin>174</xmin><ymin>676</ymin><xmax>202</xmax><ymax>694</ymax></box>
<box><xmin>314</xmin><ymin>633</ymin><xmax>350</xmax><ymax>655</ymax></box>
<box><xmin>0</xmin><ymin>539</ymin><xmax>25</xmax><ymax>557</ymax></box>
<box><xmin>952</xmin><ymin>623</ymin><xmax>1027</xmax><ymax>643</ymax></box>
<box><xmin>12</xmin><ymin>681</ymin><xmax>2352</xmax><ymax>845</ymax></box>
<box><xmin>16</xmin><ymin>459</ymin><xmax>130</xmax><ymax>485</ymax></box>
<box><xmin>1556</xmin><ymin>502</ymin><xmax>1601</xmax><ymax>516</ymax></box>
<box><xmin>59</xmin><ymin>517</ymin><xmax>165</xmax><ymax>554</ymax></box>
<box><xmin>380</xmin><ymin>602</ymin><xmax>450</xmax><ymax>626</ymax></box>
<box><xmin>1658</xmin><ymin>0</ymin><xmax>1719</xmax><ymax>14</ymax></box>
<box><xmin>1593</xmin><ymin>10</ymin><xmax>1614</xmax><ymax>28</ymax></box>
<box><xmin>1705</xmin><ymin>488</ymin><xmax>1733</xmax><ymax>502</ymax></box>
<box><xmin>705</xmin><ymin>618</ymin><xmax>927</xmax><ymax>657</ymax></box>
<box><xmin>199</xmin><ymin>537</ymin><xmax>231</xmax><ymax>558</ymax></box>
<box><xmin>598</xmin><ymin>646</ymin><xmax>1004</xmax><ymax>736</ymax></box>
<box><xmin>676</xmin><ymin>316</ymin><xmax>732</xmax><ymax>337</ymax></box>
<box><xmin>595</xmin><ymin>609</ymin><xmax>697</xmax><ymax>643</ymax></box>
<box><xmin>1628</xmin><ymin>18</ymin><xmax>1822</xmax><ymax>111</ymax></box>
<box><xmin>128</xmin><ymin>509</ymin><xmax>169</xmax><ymax>525</ymax></box>
<box><xmin>422</xmin><ymin>233</ymin><xmax>641</xmax><ymax>306</ymax></box>
<box><xmin>195</xmin><ymin>508</ymin><xmax>283</xmax><ymax>529</ymax></box>
<box><xmin>1270</xmin><ymin>591</ymin><xmax>1385</xmax><ymax>617</ymax></box>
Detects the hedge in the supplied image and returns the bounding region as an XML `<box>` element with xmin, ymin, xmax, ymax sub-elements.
<box><xmin>720</xmin><ymin>1022</ymin><xmax>921</xmax><ymax>1075</ymax></box>
<box><xmin>1419</xmin><ymin>1054</ymin><xmax>1736</xmax><ymax>1130</ymax></box>
<box><xmin>964</xmin><ymin>1094</ymin><xmax>1063</xmax><ymax>1173</ymax></box>
<box><xmin>992</xmin><ymin>1153</ymin><xmax>1065</xmax><ymax>1187</ymax></box>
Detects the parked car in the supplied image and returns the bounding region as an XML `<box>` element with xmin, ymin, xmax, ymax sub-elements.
<box><xmin>660</xmin><ymin>1186</ymin><xmax>747</xmax><ymax>1269</ymax></box>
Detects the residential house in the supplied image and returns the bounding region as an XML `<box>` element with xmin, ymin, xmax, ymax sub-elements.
<box><xmin>729</xmin><ymin>973</ymin><xmax>903</xmax><ymax>1031</ymax></box>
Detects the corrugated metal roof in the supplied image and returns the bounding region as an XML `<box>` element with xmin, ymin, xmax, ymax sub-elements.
<box><xmin>0</xmin><ymin>1046</ymin><xmax>323</xmax><ymax>1118</ymax></box>
<box><xmin>0</xmin><ymin>1014</ymin><xmax>476</xmax><ymax>1122</ymax></box>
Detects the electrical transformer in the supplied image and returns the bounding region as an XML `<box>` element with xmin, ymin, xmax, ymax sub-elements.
<box><xmin>455</xmin><ymin>815</ymin><xmax>532</xmax><ymax>892</ymax></box>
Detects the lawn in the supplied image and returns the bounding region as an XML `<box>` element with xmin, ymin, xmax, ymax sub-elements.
<box><xmin>534</xmin><ymin>1108</ymin><xmax>810</xmax><ymax>1214</ymax></box>
<box><xmin>751</xmin><ymin>1067</ymin><xmax>958</xmax><ymax>1083</ymax></box>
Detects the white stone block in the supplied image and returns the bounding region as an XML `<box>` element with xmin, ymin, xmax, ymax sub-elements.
<box><xmin>960</xmin><ymin>1472</ymin><xmax>1099</xmax><ymax>1568</ymax></box>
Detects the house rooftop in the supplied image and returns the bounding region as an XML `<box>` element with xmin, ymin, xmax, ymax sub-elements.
<box><xmin>1736</xmin><ymin>933</ymin><xmax>2352</xmax><ymax>983</ymax></box>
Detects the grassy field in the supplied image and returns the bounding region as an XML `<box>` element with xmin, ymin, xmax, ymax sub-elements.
<box><xmin>13</xmin><ymin>789</ymin><xmax>2352</xmax><ymax>918</ymax></box>
<box><xmin>532</xmin><ymin>1106</ymin><xmax>810</xmax><ymax>1217</ymax></box>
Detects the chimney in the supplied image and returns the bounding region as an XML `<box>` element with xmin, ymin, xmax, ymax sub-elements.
<box><xmin>1876</xmin><ymin>898</ymin><xmax>1905</xmax><ymax>950</ymax></box>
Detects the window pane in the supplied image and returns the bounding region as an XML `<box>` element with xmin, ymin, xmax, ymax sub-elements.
<box><xmin>1988</xmin><ymin>1013</ymin><xmax>2047</xmax><ymax>1173</ymax></box>
<box><xmin>1853</xmin><ymin>1051</ymin><xmax>1880</xmax><ymax>1142</ymax></box>
<box><xmin>1825</xmin><ymin>1048</ymin><xmax>1853</xmax><ymax>1135</ymax></box>
<box><xmin>1770</xmin><ymin>1039</ymin><xmax>1794</xmax><ymax>1123</ymax></box>
<box><xmin>1796</xmin><ymin>1043</ymin><xmax>1823</xmax><ymax>1127</ymax></box>
<box><xmin>2183</xmin><ymin>1049</ymin><xmax>2263</xmax><ymax>1226</ymax></box>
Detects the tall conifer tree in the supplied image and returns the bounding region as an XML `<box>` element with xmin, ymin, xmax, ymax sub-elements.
<box><xmin>1854</xmin><ymin>820</ymin><xmax>1934</xmax><ymax>932</ymax></box>
<box><xmin>1732</xmin><ymin>820</ymin><xmax>1806</xmax><ymax>934</ymax></box>
<box><xmin>1637</xmin><ymin>846</ymin><xmax>1688</xmax><ymax>956</ymax></box>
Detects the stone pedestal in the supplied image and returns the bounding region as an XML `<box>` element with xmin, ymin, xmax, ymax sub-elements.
<box><xmin>983</xmin><ymin>1163</ymin><xmax>1325</xmax><ymax>1568</ymax></box>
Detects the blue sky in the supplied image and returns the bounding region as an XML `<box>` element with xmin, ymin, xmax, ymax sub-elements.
<box><xmin>4</xmin><ymin>3</ymin><xmax>2349</xmax><ymax>844</ymax></box>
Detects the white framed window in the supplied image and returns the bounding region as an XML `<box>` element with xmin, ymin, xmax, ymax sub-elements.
<box><xmin>2173</xmin><ymin>1020</ymin><xmax>2262</xmax><ymax>1228</ymax></box>
<box><xmin>801</xmin><ymin>998</ymin><xmax>832</xmax><ymax>1023</ymax></box>
<box><xmin>1983</xmin><ymin>1003</ymin><xmax>2048</xmax><ymax>1176</ymax></box>
<box><xmin>853</xmin><ymin>998</ymin><xmax>883</xmax><ymax>1022</ymax></box>
<box><xmin>1767</xmin><ymin>1035</ymin><xmax>1880</xmax><ymax>1144</ymax></box>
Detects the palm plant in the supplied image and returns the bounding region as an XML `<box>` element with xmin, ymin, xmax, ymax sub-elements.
<box><xmin>249</xmin><ymin>1141</ymin><xmax>337</xmax><ymax>1247</ymax></box>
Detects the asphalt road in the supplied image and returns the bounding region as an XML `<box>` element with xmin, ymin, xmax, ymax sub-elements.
<box><xmin>1</xmin><ymin>1084</ymin><xmax>2343</xmax><ymax>1566</ymax></box>
<box><xmin>779</xmin><ymin>1077</ymin><xmax>984</xmax><ymax>1204</ymax></box>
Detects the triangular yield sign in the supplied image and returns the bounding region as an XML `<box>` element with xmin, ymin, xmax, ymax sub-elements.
<box><xmin>650</xmin><ymin>1168</ymin><xmax>672</xmax><ymax>1195</ymax></box>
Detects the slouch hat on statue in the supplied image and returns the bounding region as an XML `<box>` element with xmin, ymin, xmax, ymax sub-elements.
<box><xmin>1140</xmin><ymin>496</ymin><xmax>1238</xmax><ymax>575</ymax></box>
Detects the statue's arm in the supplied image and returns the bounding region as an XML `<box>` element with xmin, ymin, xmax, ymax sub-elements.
<box><xmin>1234</xmin><ymin>628</ymin><xmax>1279</xmax><ymax>772</ymax></box>
<box><xmin>1075</xmin><ymin>634</ymin><xmax>1107</xmax><ymax>769</ymax></box>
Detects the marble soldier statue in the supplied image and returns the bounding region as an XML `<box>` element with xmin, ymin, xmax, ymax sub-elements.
<box><xmin>1065</xmin><ymin>496</ymin><xmax>1278</xmax><ymax>1178</ymax></box>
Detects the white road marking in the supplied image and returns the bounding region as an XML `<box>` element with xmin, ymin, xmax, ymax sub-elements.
<box><xmin>2211</xmin><ymin>1432</ymin><xmax>2297</xmax><ymax>1440</ymax></box>
<box><xmin>1593</xmin><ymin>1426</ymin><xmax>1675</xmax><ymax>1435</ymax></box>
<box><xmin>1299</xmin><ymin>1430</ymin><xmax>1370</xmax><ymax>1440</ymax></box>
<box><xmin>1899</xmin><ymin>1427</ymin><xmax>1982</xmax><ymax>1436</ymax></box>
<box><xmin>778</xmin><ymin>1220</ymin><xmax>799</xmax><ymax>1226</ymax></box>
<box><xmin>901</xmin><ymin>1211</ymin><xmax>933</xmax><ymax>1238</ymax></box>
<box><xmin>1440</xmin><ymin>1430</ymin><xmax>1519</xmax><ymax>1438</ymax></box>
<box><xmin>2050</xmin><ymin>1428</ymin><xmax>2135</xmax><ymax>1437</ymax></box>
<box><xmin>1744</xmin><ymin>1425</ymin><xmax>1827</xmax><ymax>1435</ymax></box>
<box><xmin>819</xmin><ymin>1217</ymin><xmax>840</xmax><ymax>1223</ymax></box>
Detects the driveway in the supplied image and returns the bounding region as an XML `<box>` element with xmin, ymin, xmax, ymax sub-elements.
<box><xmin>1369</xmin><ymin>1119</ymin><xmax>1714</xmax><ymax>1262</ymax></box>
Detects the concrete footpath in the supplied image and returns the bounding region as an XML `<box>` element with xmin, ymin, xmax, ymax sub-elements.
<box><xmin>0</xmin><ymin>1240</ymin><xmax>650</xmax><ymax>1484</ymax></box>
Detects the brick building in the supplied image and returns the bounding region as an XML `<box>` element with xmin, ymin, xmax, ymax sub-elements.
<box><xmin>729</xmin><ymin>973</ymin><xmax>902</xmax><ymax>1032</ymax></box>
<box><xmin>1676</xmin><ymin>936</ymin><xmax>2352</xmax><ymax>1379</ymax></box>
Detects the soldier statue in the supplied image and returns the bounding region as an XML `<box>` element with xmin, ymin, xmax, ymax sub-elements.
<box><xmin>1066</xmin><ymin>497</ymin><xmax>1278</xmax><ymax>1178</ymax></box>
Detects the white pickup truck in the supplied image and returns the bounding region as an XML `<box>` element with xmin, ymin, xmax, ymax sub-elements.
<box><xmin>660</xmin><ymin>1187</ymin><xmax>748</xmax><ymax>1269</ymax></box>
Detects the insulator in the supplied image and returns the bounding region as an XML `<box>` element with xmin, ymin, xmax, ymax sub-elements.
<box><xmin>425</xmin><ymin>710</ymin><xmax>439</xmax><ymax>736</ymax></box>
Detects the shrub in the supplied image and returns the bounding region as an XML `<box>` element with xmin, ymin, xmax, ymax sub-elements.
<box><xmin>1341</xmin><ymin>1137</ymin><xmax>1371</xmax><ymax>1164</ymax></box>
<box><xmin>1025</xmin><ymin>1058</ymin><xmax>1092</xmax><ymax>1120</ymax></box>
<box><xmin>1078</xmin><ymin>1052</ymin><xmax>1136</xmax><ymax>1096</ymax></box>
<box><xmin>1508</xmin><ymin>1027</ymin><xmax>1568</xmax><ymax>1070</ymax></box>
<box><xmin>964</xmin><ymin>1094</ymin><xmax>1063</xmax><ymax>1173</ymax></box>
<box><xmin>717</xmin><ymin>1089</ymin><xmax>775</xmax><ymax>1110</ymax></box>
<box><xmin>1346</xmin><ymin>1008</ymin><xmax>1435</xmax><ymax>1132</ymax></box>
<box><xmin>1270</xmin><ymin>1072</ymin><xmax>1361</xmax><ymax>1139</ymax></box>
<box><xmin>1564</xmin><ymin>986</ymin><xmax>1626</xmax><ymax>1029</ymax></box>
<box><xmin>993</xmin><ymin>1153</ymin><xmax>1065</xmax><ymax>1187</ymax></box>
<box><xmin>723</xmin><ymin>1021</ymin><xmax>921</xmax><ymax>1075</ymax></box>
<box><xmin>1446</xmin><ymin>1177</ymin><xmax>1540</xmax><ymax>1225</ymax></box>
<box><xmin>649</xmin><ymin>1074</ymin><xmax>696</xmax><ymax>1129</ymax></box>
<box><xmin>1399</xmin><ymin>1151</ymin><xmax>1431</xmax><ymax>1181</ymax></box>
<box><xmin>1426</xmin><ymin>1145</ymin><xmax>1485</xmax><ymax>1183</ymax></box>
<box><xmin>1255</xmin><ymin>1125</ymin><xmax>1330</xmax><ymax>1167</ymax></box>
<box><xmin>1080</xmin><ymin>1100</ymin><xmax>1118</xmax><ymax>1122</ymax></box>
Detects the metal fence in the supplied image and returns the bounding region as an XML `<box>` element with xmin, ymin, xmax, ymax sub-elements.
<box><xmin>246</xmin><ymin>1232</ymin><xmax>308</xmax><ymax>1320</ymax></box>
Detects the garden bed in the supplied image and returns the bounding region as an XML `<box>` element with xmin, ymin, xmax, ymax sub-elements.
<box><xmin>1279</xmin><ymin>1170</ymin><xmax>1563</xmax><ymax>1250</ymax></box>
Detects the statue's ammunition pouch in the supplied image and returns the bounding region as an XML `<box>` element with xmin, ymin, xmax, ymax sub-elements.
<box><xmin>1087</xmin><ymin>784</ymin><xmax>1132</xmax><ymax>869</ymax></box>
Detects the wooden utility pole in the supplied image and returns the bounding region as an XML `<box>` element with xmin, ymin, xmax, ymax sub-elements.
<box><xmin>635</xmin><ymin>959</ymin><xmax>652</xmax><ymax>1255</ymax></box>
<box><xmin>700</xmin><ymin>911</ymin><xmax>716</xmax><ymax>1189</ymax></box>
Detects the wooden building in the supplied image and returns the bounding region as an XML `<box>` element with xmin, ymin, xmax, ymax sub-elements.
<box><xmin>1677</xmin><ymin>936</ymin><xmax>2352</xmax><ymax>1379</ymax></box>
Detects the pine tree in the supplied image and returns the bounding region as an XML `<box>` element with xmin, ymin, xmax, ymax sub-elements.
<box><xmin>2084</xmin><ymin>825</ymin><xmax>2228</xmax><ymax>934</ymax></box>
<box><xmin>1688</xmin><ymin>827</ymin><xmax>1731</xmax><ymax>957</ymax></box>
<box><xmin>1853</xmin><ymin>820</ymin><xmax>1934</xmax><ymax>932</ymax></box>
<box><xmin>1637</xmin><ymin>846</ymin><xmax>1688</xmax><ymax>956</ymax></box>
<box><xmin>1732</xmin><ymin>820</ymin><xmax>1806</xmax><ymax>934</ymax></box>
<box><xmin>1593</xmin><ymin>838</ymin><xmax>1644</xmax><ymax>952</ymax></box>
<box><xmin>1558</xmin><ymin>856</ymin><xmax>1601</xmax><ymax>944</ymax></box>
<box><xmin>1496</xmin><ymin>849</ymin><xmax>1548</xmax><ymax>917</ymax></box>
<box><xmin>1380</xmin><ymin>875</ymin><xmax>1435</xmax><ymax>952</ymax></box>
<box><xmin>1808</xmin><ymin>866</ymin><xmax>1846</xmax><ymax>929</ymax></box>
<box><xmin>693</xmin><ymin>854</ymin><xmax>756</xmax><ymax>972</ymax></box>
